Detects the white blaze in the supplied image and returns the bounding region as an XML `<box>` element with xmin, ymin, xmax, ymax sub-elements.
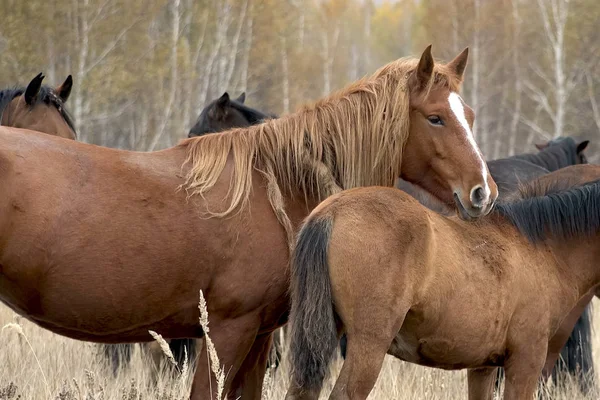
<box><xmin>448</xmin><ymin>92</ymin><xmax>490</xmax><ymax>198</ymax></box>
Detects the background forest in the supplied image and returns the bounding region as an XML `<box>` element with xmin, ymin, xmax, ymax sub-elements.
<box><xmin>1</xmin><ymin>0</ymin><xmax>599</xmax><ymax>160</ymax></box>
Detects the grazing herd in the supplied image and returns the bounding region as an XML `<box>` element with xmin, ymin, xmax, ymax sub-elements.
<box><xmin>0</xmin><ymin>44</ymin><xmax>596</xmax><ymax>400</ymax></box>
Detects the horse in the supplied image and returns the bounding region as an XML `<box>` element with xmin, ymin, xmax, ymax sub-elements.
<box><xmin>392</xmin><ymin>136</ymin><xmax>594</xmax><ymax>395</ymax></box>
<box><xmin>340</xmin><ymin>136</ymin><xmax>591</xmax><ymax>343</ymax></box>
<box><xmin>395</xmin><ymin>136</ymin><xmax>590</xmax><ymax>210</ymax></box>
<box><xmin>0</xmin><ymin>45</ymin><xmax>497</xmax><ymax>399</ymax></box>
<box><xmin>0</xmin><ymin>73</ymin><xmax>76</xmax><ymax>140</ymax></box>
<box><xmin>284</xmin><ymin>164</ymin><xmax>600</xmax><ymax>400</ymax></box>
<box><xmin>105</xmin><ymin>91</ymin><xmax>279</xmax><ymax>374</ymax></box>
<box><xmin>487</xmin><ymin>136</ymin><xmax>589</xmax><ymax>199</ymax></box>
<box><xmin>188</xmin><ymin>92</ymin><xmax>276</xmax><ymax>137</ymax></box>
<box><xmin>0</xmin><ymin>74</ymin><xmax>134</xmax><ymax>374</ymax></box>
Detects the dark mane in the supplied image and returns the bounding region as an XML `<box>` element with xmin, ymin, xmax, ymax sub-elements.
<box><xmin>495</xmin><ymin>179</ymin><xmax>600</xmax><ymax>243</ymax></box>
<box><xmin>0</xmin><ymin>85</ymin><xmax>77</xmax><ymax>136</ymax></box>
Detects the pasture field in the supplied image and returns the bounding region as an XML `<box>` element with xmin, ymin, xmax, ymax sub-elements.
<box><xmin>1</xmin><ymin>300</ymin><xmax>599</xmax><ymax>399</ymax></box>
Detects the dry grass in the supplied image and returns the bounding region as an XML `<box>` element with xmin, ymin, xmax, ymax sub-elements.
<box><xmin>1</xmin><ymin>300</ymin><xmax>600</xmax><ymax>400</ymax></box>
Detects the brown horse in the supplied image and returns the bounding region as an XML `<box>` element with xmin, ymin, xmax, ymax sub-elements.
<box><xmin>0</xmin><ymin>73</ymin><xmax>76</xmax><ymax>139</ymax></box>
<box><xmin>285</xmin><ymin>164</ymin><xmax>600</xmax><ymax>400</ymax></box>
<box><xmin>0</xmin><ymin>45</ymin><xmax>496</xmax><ymax>399</ymax></box>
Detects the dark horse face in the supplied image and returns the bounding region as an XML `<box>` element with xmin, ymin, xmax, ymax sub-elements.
<box><xmin>188</xmin><ymin>92</ymin><xmax>275</xmax><ymax>137</ymax></box>
<box><xmin>535</xmin><ymin>137</ymin><xmax>590</xmax><ymax>165</ymax></box>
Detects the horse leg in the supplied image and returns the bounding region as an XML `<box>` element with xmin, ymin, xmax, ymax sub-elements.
<box><xmin>467</xmin><ymin>368</ymin><xmax>497</xmax><ymax>400</ymax></box>
<box><xmin>328</xmin><ymin>307</ymin><xmax>404</xmax><ymax>400</ymax></box>
<box><xmin>552</xmin><ymin>304</ymin><xmax>595</xmax><ymax>395</ymax></box>
<box><xmin>502</xmin><ymin>343</ymin><xmax>547</xmax><ymax>400</ymax></box>
<box><xmin>102</xmin><ymin>343</ymin><xmax>133</xmax><ymax>376</ymax></box>
<box><xmin>228</xmin><ymin>332</ymin><xmax>273</xmax><ymax>400</ymax></box>
<box><xmin>190</xmin><ymin>318</ymin><xmax>260</xmax><ymax>400</ymax></box>
<box><xmin>328</xmin><ymin>330</ymin><xmax>396</xmax><ymax>400</ymax></box>
<box><xmin>541</xmin><ymin>291</ymin><xmax>595</xmax><ymax>390</ymax></box>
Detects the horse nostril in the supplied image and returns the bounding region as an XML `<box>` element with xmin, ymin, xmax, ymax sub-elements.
<box><xmin>470</xmin><ymin>186</ymin><xmax>486</xmax><ymax>208</ymax></box>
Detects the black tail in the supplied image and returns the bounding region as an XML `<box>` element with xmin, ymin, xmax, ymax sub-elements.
<box><xmin>289</xmin><ymin>214</ymin><xmax>338</xmax><ymax>391</ymax></box>
<box><xmin>553</xmin><ymin>303</ymin><xmax>596</xmax><ymax>394</ymax></box>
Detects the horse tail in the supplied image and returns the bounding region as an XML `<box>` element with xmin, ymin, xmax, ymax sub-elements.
<box><xmin>554</xmin><ymin>303</ymin><xmax>596</xmax><ymax>393</ymax></box>
<box><xmin>289</xmin><ymin>212</ymin><xmax>338</xmax><ymax>392</ymax></box>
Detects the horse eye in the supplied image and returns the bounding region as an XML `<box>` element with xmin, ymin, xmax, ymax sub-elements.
<box><xmin>427</xmin><ymin>115</ymin><xmax>443</xmax><ymax>126</ymax></box>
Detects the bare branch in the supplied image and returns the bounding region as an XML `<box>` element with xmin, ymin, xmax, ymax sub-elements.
<box><xmin>522</xmin><ymin>79</ymin><xmax>556</xmax><ymax>123</ymax></box>
<box><xmin>84</xmin><ymin>17</ymin><xmax>142</xmax><ymax>75</ymax></box>
<box><xmin>585</xmin><ymin>71</ymin><xmax>600</xmax><ymax>134</ymax></box>
<box><xmin>519</xmin><ymin>115</ymin><xmax>552</xmax><ymax>140</ymax></box>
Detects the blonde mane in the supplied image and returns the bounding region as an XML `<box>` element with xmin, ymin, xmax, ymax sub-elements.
<box><xmin>181</xmin><ymin>56</ymin><xmax>460</xmax><ymax>238</ymax></box>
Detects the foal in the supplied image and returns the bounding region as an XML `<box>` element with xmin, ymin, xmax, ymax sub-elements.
<box><xmin>286</xmin><ymin>164</ymin><xmax>600</xmax><ymax>400</ymax></box>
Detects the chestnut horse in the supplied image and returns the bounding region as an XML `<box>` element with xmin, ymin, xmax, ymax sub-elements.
<box><xmin>106</xmin><ymin>91</ymin><xmax>279</xmax><ymax>373</ymax></box>
<box><xmin>0</xmin><ymin>73</ymin><xmax>76</xmax><ymax>139</ymax></box>
<box><xmin>0</xmin><ymin>45</ymin><xmax>496</xmax><ymax>399</ymax></box>
<box><xmin>394</xmin><ymin>136</ymin><xmax>594</xmax><ymax>394</ymax></box>
<box><xmin>285</xmin><ymin>164</ymin><xmax>600</xmax><ymax>400</ymax></box>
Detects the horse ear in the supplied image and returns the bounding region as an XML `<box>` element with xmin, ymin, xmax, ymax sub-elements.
<box><xmin>577</xmin><ymin>140</ymin><xmax>590</xmax><ymax>153</ymax></box>
<box><xmin>534</xmin><ymin>141</ymin><xmax>549</xmax><ymax>151</ymax></box>
<box><xmin>413</xmin><ymin>45</ymin><xmax>434</xmax><ymax>89</ymax></box>
<box><xmin>25</xmin><ymin>72</ymin><xmax>45</xmax><ymax>105</ymax></box>
<box><xmin>55</xmin><ymin>75</ymin><xmax>73</xmax><ymax>102</ymax></box>
<box><xmin>216</xmin><ymin>92</ymin><xmax>230</xmax><ymax>108</ymax></box>
<box><xmin>447</xmin><ymin>47</ymin><xmax>469</xmax><ymax>81</ymax></box>
<box><xmin>235</xmin><ymin>92</ymin><xmax>246</xmax><ymax>104</ymax></box>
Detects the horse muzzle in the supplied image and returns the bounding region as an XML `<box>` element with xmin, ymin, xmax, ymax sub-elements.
<box><xmin>453</xmin><ymin>186</ymin><xmax>496</xmax><ymax>221</ymax></box>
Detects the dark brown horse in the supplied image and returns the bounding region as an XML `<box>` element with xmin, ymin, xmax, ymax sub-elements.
<box><xmin>285</xmin><ymin>164</ymin><xmax>600</xmax><ymax>400</ymax></box>
<box><xmin>0</xmin><ymin>73</ymin><xmax>76</xmax><ymax>139</ymax></box>
<box><xmin>188</xmin><ymin>92</ymin><xmax>275</xmax><ymax>137</ymax></box>
<box><xmin>0</xmin><ymin>46</ymin><xmax>497</xmax><ymax>399</ymax></box>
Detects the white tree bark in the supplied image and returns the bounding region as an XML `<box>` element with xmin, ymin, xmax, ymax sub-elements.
<box><xmin>239</xmin><ymin>1</ymin><xmax>254</xmax><ymax>94</ymax></box>
<box><xmin>148</xmin><ymin>0</ymin><xmax>180</xmax><ymax>151</ymax></box>
<box><xmin>281</xmin><ymin>36</ymin><xmax>290</xmax><ymax>114</ymax></box>
<box><xmin>450</xmin><ymin>0</ymin><xmax>460</xmax><ymax>55</ymax></box>
<box><xmin>585</xmin><ymin>71</ymin><xmax>600</xmax><ymax>138</ymax></box>
<box><xmin>322</xmin><ymin>23</ymin><xmax>340</xmax><ymax>96</ymax></box>
<box><xmin>73</xmin><ymin>0</ymin><xmax>90</xmax><ymax>137</ymax></box>
<box><xmin>362</xmin><ymin>1</ymin><xmax>372</xmax><ymax>75</ymax></box>
<box><xmin>470</xmin><ymin>0</ymin><xmax>481</xmax><ymax>140</ymax></box>
<box><xmin>534</xmin><ymin>0</ymin><xmax>570</xmax><ymax>138</ymax></box>
<box><xmin>508</xmin><ymin>0</ymin><xmax>522</xmax><ymax>156</ymax></box>
<box><xmin>223</xmin><ymin>0</ymin><xmax>249</xmax><ymax>91</ymax></box>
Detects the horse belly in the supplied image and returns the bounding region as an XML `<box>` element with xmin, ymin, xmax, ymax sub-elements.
<box><xmin>390</xmin><ymin>306</ymin><xmax>508</xmax><ymax>369</ymax></box>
